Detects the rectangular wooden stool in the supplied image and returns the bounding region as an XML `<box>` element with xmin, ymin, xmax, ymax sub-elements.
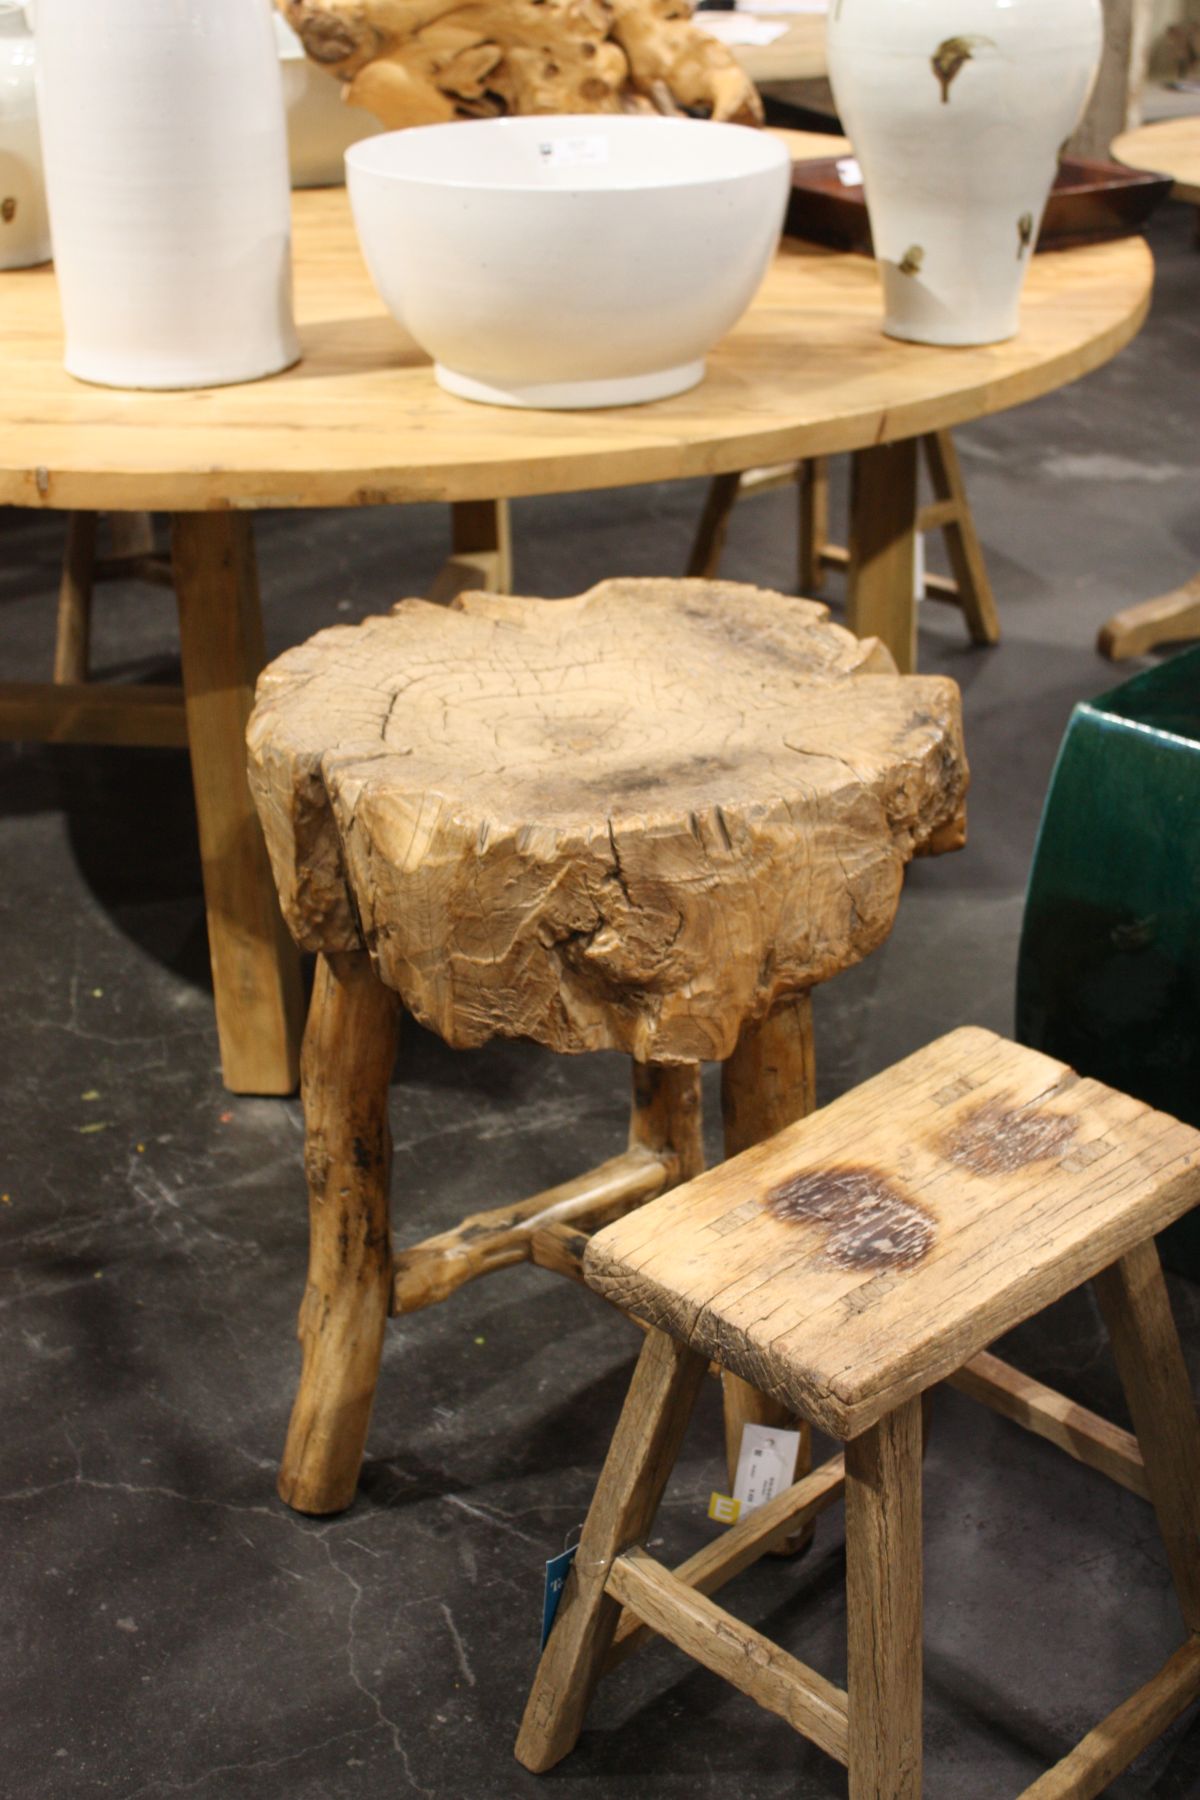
<box><xmin>516</xmin><ymin>1026</ymin><xmax>1200</xmax><ymax>1797</ymax></box>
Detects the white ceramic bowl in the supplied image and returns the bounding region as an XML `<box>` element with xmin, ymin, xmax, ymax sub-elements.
<box><xmin>345</xmin><ymin>115</ymin><xmax>791</xmax><ymax>409</ymax></box>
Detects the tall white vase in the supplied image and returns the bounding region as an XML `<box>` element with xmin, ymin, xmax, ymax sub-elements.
<box><xmin>0</xmin><ymin>3</ymin><xmax>49</xmax><ymax>269</ymax></box>
<box><xmin>827</xmin><ymin>0</ymin><xmax>1103</xmax><ymax>346</ymax></box>
<box><xmin>36</xmin><ymin>0</ymin><xmax>299</xmax><ymax>388</ymax></box>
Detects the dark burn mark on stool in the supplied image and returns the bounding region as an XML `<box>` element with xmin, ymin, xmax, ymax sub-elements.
<box><xmin>765</xmin><ymin>1167</ymin><xmax>935</xmax><ymax>1270</ymax></box>
<box><xmin>942</xmin><ymin>1098</ymin><xmax>1076</xmax><ymax>1176</ymax></box>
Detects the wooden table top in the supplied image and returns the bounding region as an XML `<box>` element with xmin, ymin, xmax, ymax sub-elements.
<box><xmin>1113</xmin><ymin>116</ymin><xmax>1200</xmax><ymax>207</ymax></box>
<box><xmin>727</xmin><ymin>14</ymin><xmax>828</xmax><ymax>85</ymax></box>
<box><xmin>0</xmin><ymin>129</ymin><xmax>1152</xmax><ymax>514</ymax></box>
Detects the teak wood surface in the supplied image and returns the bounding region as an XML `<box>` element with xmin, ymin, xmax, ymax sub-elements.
<box><xmin>0</xmin><ymin>131</ymin><xmax>1151</xmax><ymax>1089</ymax></box>
<box><xmin>0</xmin><ymin>147</ymin><xmax>1150</xmax><ymax>516</ymax></box>
<box><xmin>585</xmin><ymin>1025</ymin><xmax>1200</xmax><ymax>1438</ymax></box>
<box><xmin>1113</xmin><ymin>116</ymin><xmax>1200</xmax><ymax>207</ymax></box>
<box><xmin>246</xmin><ymin>578</ymin><xmax>967</xmax><ymax>1064</ymax></box>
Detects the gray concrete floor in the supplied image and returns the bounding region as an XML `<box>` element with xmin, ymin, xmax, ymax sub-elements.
<box><xmin>4</xmin><ymin>200</ymin><xmax>1200</xmax><ymax>1799</ymax></box>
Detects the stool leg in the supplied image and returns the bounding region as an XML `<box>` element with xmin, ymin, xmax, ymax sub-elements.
<box><xmin>630</xmin><ymin>1060</ymin><xmax>705</xmax><ymax>1184</ymax></box>
<box><xmin>720</xmin><ymin>994</ymin><xmax>816</xmax><ymax>1541</ymax></box>
<box><xmin>846</xmin><ymin>1397</ymin><xmax>924</xmax><ymax>1800</ymax></box>
<box><xmin>799</xmin><ymin>457</ymin><xmax>830</xmax><ymax>595</ymax></box>
<box><xmin>277</xmin><ymin>951</ymin><xmax>401</xmax><ymax>1516</ymax></box>
<box><xmin>516</xmin><ymin>1329</ymin><xmax>709</xmax><ymax>1773</ymax></box>
<box><xmin>1093</xmin><ymin>1240</ymin><xmax>1200</xmax><ymax>1631</ymax></box>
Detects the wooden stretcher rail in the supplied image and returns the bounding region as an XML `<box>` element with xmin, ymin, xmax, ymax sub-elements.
<box><xmin>607</xmin><ymin>1453</ymin><xmax>846</xmax><ymax>1670</ymax></box>
<box><xmin>391</xmin><ymin>1144</ymin><xmax>671</xmax><ymax>1314</ymax></box>
<box><xmin>0</xmin><ymin>679</ymin><xmax>188</xmax><ymax>749</ymax></box>
<box><xmin>607</xmin><ymin>1547</ymin><xmax>850</xmax><ymax>1766</ymax></box>
<box><xmin>1020</xmin><ymin>1635</ymin><xmax>1200</xmax><ymax>1799</ymax></box>
<box><xmin>949</xmin><ymin>1350</ymin><xmax>1148</xmax><ymax>1500</ymax></box>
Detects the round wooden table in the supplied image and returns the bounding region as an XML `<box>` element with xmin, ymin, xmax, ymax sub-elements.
<box><xmin>0</xmin><ymin>133</ymin><xmax>1153</xmax><ymax>1094</ymax></box>
<box><xmin>725</xmin><ymin>14</ymin><xmax>828</xmax><ymax>86</ymax></box>
<box><xmin>1101</xmin><ymin>117</ymin><xmax>1200</xmax><ymax>661</ymax></box>
<box><xmin>1114</xmin><ymin>116</ymin><xmax>1200</xmax><ymax>207</ymax></box>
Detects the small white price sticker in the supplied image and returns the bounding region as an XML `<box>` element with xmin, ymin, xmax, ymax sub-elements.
<box><xmin>835</xmin><ymin>156</ymin><xmax>863</xmax><ymax>188</ymax></box>
<box><xmin>733</xmin><ymin>1422</ymin><xmax>803</xmax><ymax>1513</ymax></box>
<box><xmin>538</xmin><ymin>136</ymin><xmax>610</xmax><ymax>169</ymax></box>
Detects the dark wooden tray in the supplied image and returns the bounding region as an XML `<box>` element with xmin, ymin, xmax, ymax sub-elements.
<box><xmin>785</xmin><ymin>156</ymin><xmax>1173</xmax><ymax>255</ymax></box>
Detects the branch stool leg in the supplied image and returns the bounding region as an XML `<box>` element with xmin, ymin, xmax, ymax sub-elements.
<box><xmin>846</xmin><ymin>1397</ymin><xmax>924</xmax><ymax>1800</ymax></box>
<box><xmin>277</xmin><ymin>950</ymin><xmax>401</xmax><ymax>1516</ymax></box>
<box><xmin>720</xmin><ymin>993</ymin><xmax>817</xmax><ymax>1547</ymax></box>
<box><xmin>1093</xmin><ymin>1240</ymin><xmax>1200</xmax><ymax>1631</ymax></box>
<box><xmin>630</xmin><ymin>1060</ymin><xmax>705</xmax><ymax>1185</ymax></box>
<box><xmin>515</xmin><ymin>1329</ymin><xmax>709</xmax><ymax>1773</ymax></box>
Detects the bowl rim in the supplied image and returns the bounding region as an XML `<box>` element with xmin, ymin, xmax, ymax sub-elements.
<box><xmin>345</xmin><ymin>114</ymin><xmax>790</xmax><ymax>194</ymax></box>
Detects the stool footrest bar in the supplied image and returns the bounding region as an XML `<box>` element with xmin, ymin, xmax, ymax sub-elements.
<box><xmin>606</xmin><ymin>1547</ymin><xmax>849</xmax><ymax>1766</ymax></box>
<box><xmin>1019</xmin><ymin>1635</ymin><xmax>1200</xmax><ymax>1800</ymax></box>
<box><xmin>391</xmin><ymin>1145</ymin><xmax>671</xmax><ymax>1314</ymax></box>
<box><xmin>949</xmin><ymin>1351</ymin><xmax>1148</xmax><ymax>1500</ymax></box>
<box><xmin>607</xmin><ymin>1453</ymin><xmax>846</xmax><ymax>1670</ymax></box>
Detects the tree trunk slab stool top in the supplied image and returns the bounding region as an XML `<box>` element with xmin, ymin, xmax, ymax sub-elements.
<box><xmin>518</xmin><ymin>1027</ymin><xmax>1200</xmax><ymax>1797</ymax></box>
<box><xmin>246</xmin><ymin>577</ymin><xmax>969</xmax><ymax>1516</ymax></box>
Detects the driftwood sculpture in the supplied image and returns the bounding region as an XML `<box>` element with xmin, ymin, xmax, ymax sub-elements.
<box><xmin>278</xmin><ymin>0</ymin><xmax>763</xmax><ymax>130</ymax></box>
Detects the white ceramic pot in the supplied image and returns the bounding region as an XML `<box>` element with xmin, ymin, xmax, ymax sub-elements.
<box><xmin>346</xmin><ymin>115</ymin><xmax>791</xmax><ymax>410</ymax></box>
<box><xmin>274</xmin><ymin>11</ymin><xmax>381</xmax><ymax>189</ymax></box>
<box><xmin>36</xmin><ymin>0</ymin><xmax>299</xmax><ymax>389</ymax></box>
<box><xmin>0</xmin><ymin>2</ymin><xmax>49</xmax><ymax>268</ymax></box>
<box><xmin>827</xmin><ymin>0</ymin><xmax>1103</xmax><ymax>346</ymax></box>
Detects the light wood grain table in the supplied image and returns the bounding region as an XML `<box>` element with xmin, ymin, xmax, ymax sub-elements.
<box><xmin>0</xmin><ymin>134</ymin><xmax>1152</xmax><ymax>1094</ymax></box>
<box><xmin>1100</xmin><ymin>117</ymin><xmax>1200</xmax><ymax>659</ymax></box>
<box><xmin>724</xmin><ymin>13</ymin><xmax>827</xmax><ymax>86</ymax></box>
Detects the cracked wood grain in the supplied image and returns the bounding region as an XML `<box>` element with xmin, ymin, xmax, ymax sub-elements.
<box><xmin>247</xmin><ymin>578</ymin><xmax>968</xmax><ymax>1064</ymax></box>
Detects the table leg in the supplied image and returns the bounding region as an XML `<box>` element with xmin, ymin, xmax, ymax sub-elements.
<box><xmin>171</xmin><ymin>511</ymin><xmax>303</xmax><ymax>1095</ymax></box>
<box><xmin>1098</xmin><ymin>570</ymin><xmax>1200</xmax><ymax>661</ymax></box>
<box><xmin>847</xmin><ymin>440</ymin><xmax>919</xmax><ymax>673</ymax></box>
<box><xmin>427</xmin><ymin>499</ymin><xmax>513</xmax><ymax>604</ymax></box>
<box><xmin>720</xmin><ymin>992</ymin><xmax>817</xmax><ymax>1551</ymax></box>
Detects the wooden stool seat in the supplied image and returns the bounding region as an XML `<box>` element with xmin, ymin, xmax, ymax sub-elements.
<box><xmin>518</xmin><ymin>1028</ymin><xmax>1200</xmax><ymax>1796</ymax></box>
<box><xmin>585</xmin><ymin>1025</ymin><xmax>1200</xmax><ymax>1439</ymax></box>
<box><xmin>249</xmin><ymin>577</ymin><xmax>965</xmax><ymax>1064</ymax></box>
<box><xmin>247</xmin><ymin>577</ymin><xmax>969</xmax><ymax>1517</ymax></box>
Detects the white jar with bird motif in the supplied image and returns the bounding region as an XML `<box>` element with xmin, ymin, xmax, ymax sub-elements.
<box><xmin>827</xmin><ymin>0</ymin><xmax>1103</xmax><ymax>345</ymax></box>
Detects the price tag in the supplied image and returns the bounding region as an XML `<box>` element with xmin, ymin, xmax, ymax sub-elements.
<box><xmin>538</xmin><ymin>136</ymin><xmax>610</xmax><ymax>169</ymax></box>
<box><xmin>541</xmin><ymin>1544</ymin><xmax>578</xmax><ymax>1647</ymax></box>
<box><xmin>733</xmin><ymin>1422</ymin><xmax>803</xmax><ymax>1513</ymax></box>
<box><xmin>835</xmin><ymin>156</ymin><xmax>863</xmax><ymax>188</ymax></box>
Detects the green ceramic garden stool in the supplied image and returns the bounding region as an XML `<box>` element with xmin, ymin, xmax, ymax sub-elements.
<box><xmin>1017</xmin><ymin>645</ymin><xmax>1200</xmax><ymax>1275</ymax></box>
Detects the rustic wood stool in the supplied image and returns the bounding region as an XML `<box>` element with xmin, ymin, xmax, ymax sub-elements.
<box><xmin>688</xmin><ymin>433</ymin><xmax>1001</xmax><ymax>648</ymax></box>
<box><xmin>246</xmin><ymin>577</ymin><xmax>968</xmax><ymax>1516</ymax></box>
<box><xmin>517</xmin><ymin>1025</ymin><xmax>1200</xmax><ymax>1797</ymax></box>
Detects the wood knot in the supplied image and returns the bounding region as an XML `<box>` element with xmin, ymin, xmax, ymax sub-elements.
<box><xmin>941</xmin><ymin>1098</ymin><xmax>1076</xmax><ymax>1177</ymax></box>
<box><xmin>765</xmin><ymin>1166</ymin><xmax>935</xmax><ymax>1271</ymax></box>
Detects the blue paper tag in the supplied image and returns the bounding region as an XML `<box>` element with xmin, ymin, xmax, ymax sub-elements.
<box><xmin>541</xmin><ymin>1545</ymin><xmax>579</xmax><ymax>1648</ymax></box>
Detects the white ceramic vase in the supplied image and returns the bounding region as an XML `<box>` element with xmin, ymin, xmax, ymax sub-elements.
<box><xmin>827</xmin><ymin>0</ymin><xmax>1103</xmax><ymax>346</ymax></box>
<box><xmin>35</xmin><ymin>0</ymin><xmax>299</xmax><ymax>389</ymax></box>
<box><xmin>0</xmin><ymin>3</ymin><xmax>49</xmax><ymax>268</ymax></box>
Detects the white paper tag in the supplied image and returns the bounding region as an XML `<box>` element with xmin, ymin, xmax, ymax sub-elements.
<box><xmin>733</xmin><ymin>1422</ymin><xmax>803</xmax><ymax>1513</ymax></box>
<box><xmin>539</xmin><ymin>136</ymin><xmax>610</xmax><ymax>169</ymax></box>
<box><xmin>835</xmin><ymin>156</ymin><xmax>863</xmax><ymax>188</ymax></box>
